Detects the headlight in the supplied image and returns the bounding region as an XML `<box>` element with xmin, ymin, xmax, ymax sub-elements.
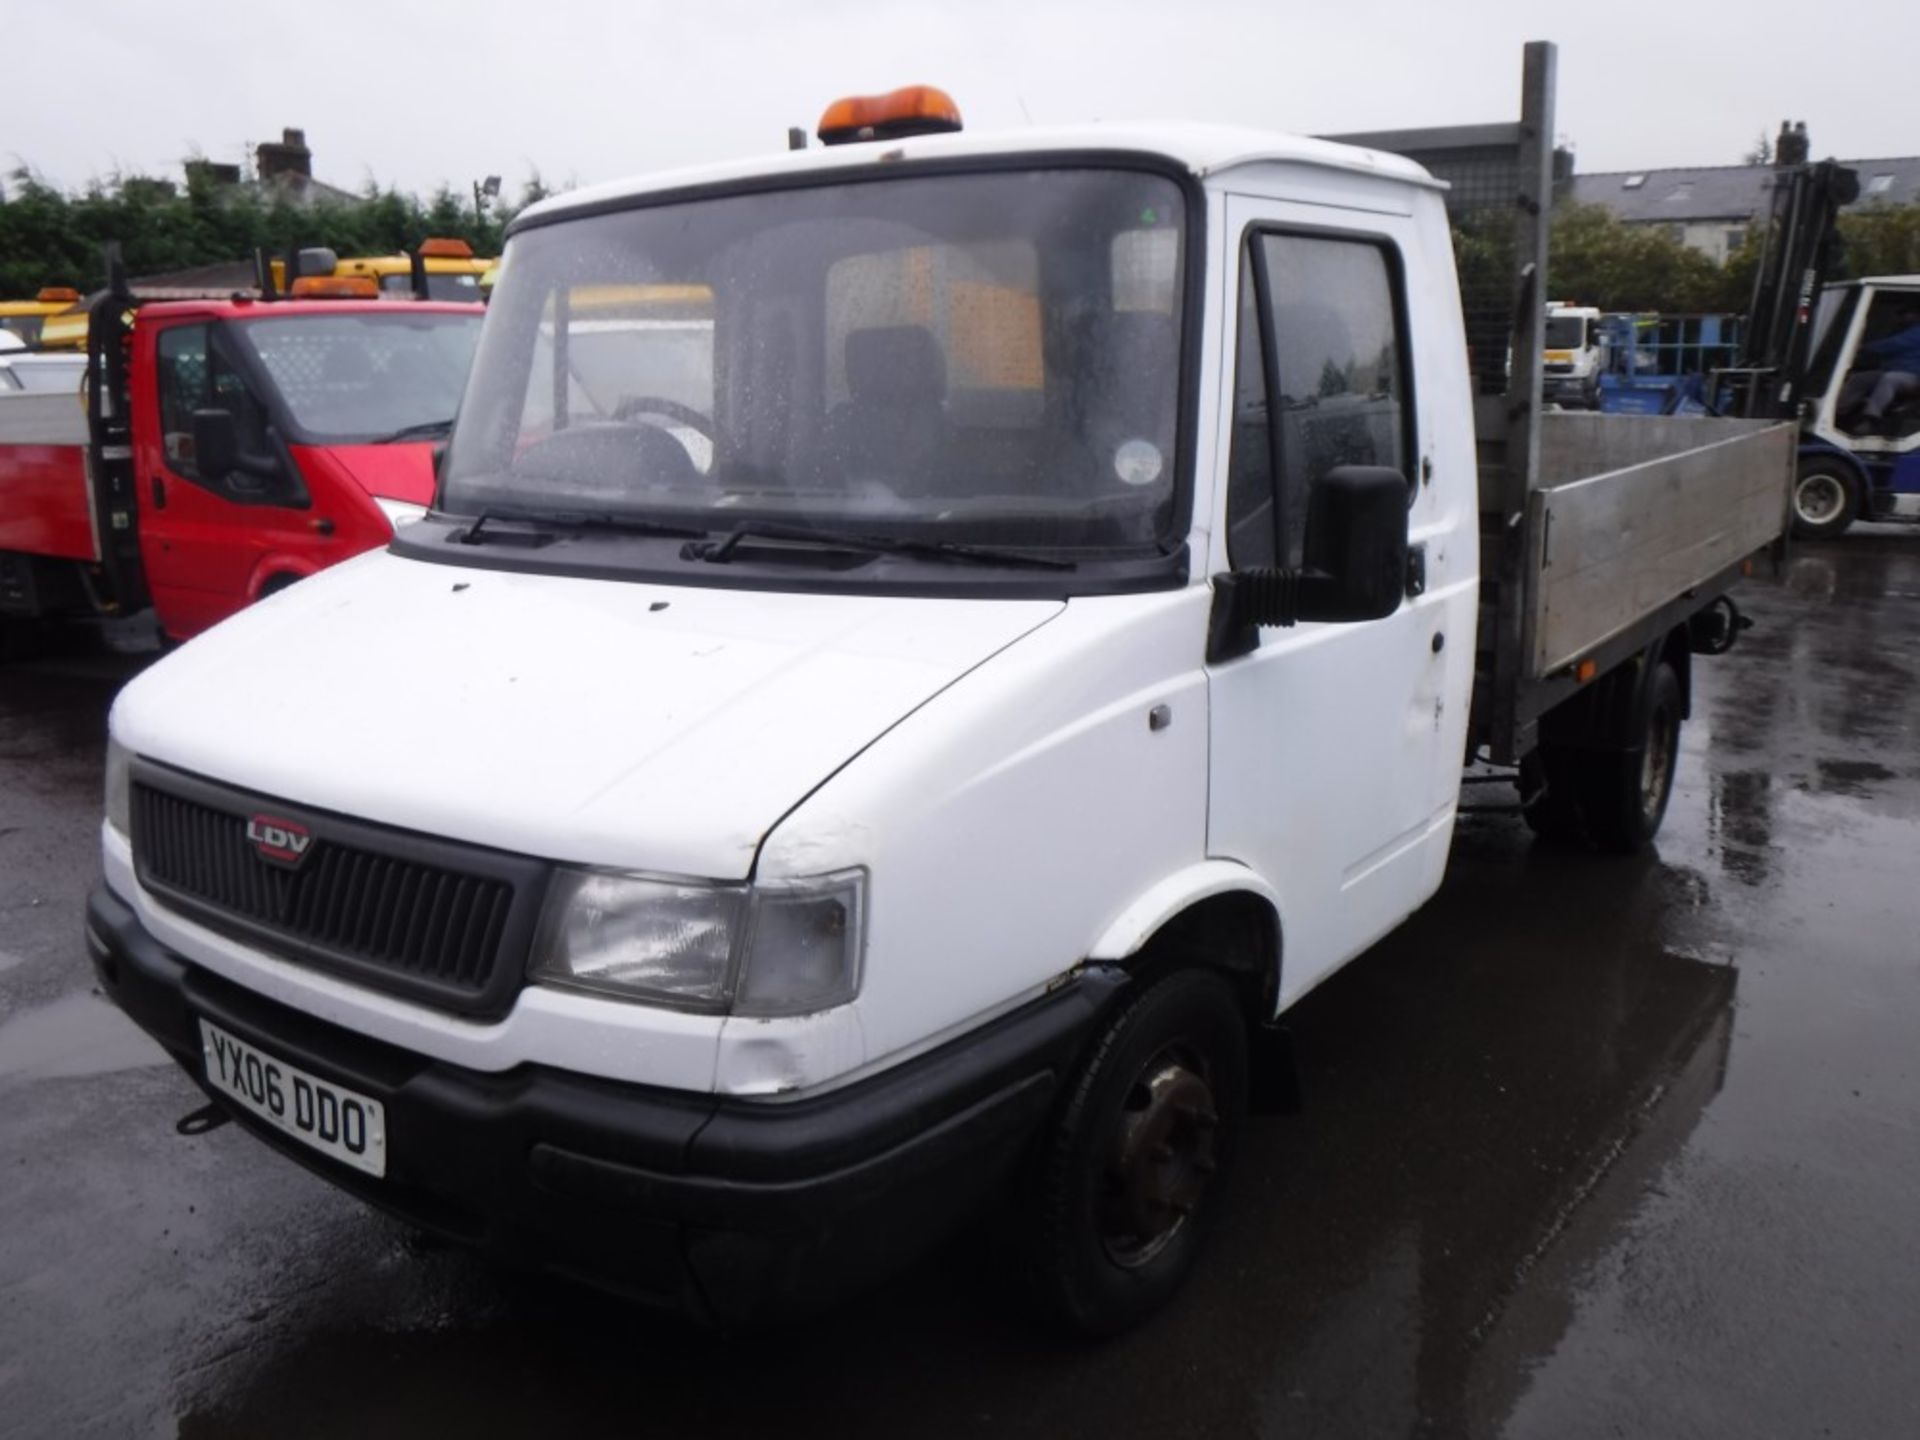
<box><xmin>530</xmin><ymin>868</ymin><xmax>865</xmax><ymax>1016</ymax></box>
<box><xmin>372</xmin><ymin>497</ymin><xmax>429</xmax><ymax>532</ymax></box>
<box><xmin>104</xmin><ymin>737</ymin><xmax>132</xmax><ymax>838</ymax></box>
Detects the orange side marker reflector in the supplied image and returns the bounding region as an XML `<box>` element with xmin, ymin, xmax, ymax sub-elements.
<box><xmin>1575</xmin><ymin>658</ymin><xmax>1597</xmax><ymax>683</ymax></box>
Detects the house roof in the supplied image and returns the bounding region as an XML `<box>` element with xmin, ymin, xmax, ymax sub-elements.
<box><xmin>250</xmin><ymin>172</ymin><xmax>361</xmax><ymax>208</ymax></box>
<box><xmin>1571</xmin><ymin>157</ymin><xmax>1920</xmax><ymax>224</ymax></box>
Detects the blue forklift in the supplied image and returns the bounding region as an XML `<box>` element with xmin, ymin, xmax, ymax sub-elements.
<box><xmin>1787</xmin><ymin>277</ymin><xmax>1920</xmax><ymax>536</ymax></box>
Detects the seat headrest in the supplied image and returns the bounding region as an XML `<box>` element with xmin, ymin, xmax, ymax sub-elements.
<box><xmin>846</xmin><ymin>326</ymin><xmax>947</xmax><ymax>405</ymax></box>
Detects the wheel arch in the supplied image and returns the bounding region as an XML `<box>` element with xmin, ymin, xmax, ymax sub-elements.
<box><xmin>1797</xmin><ymin>439</ymin><xmax>1872</xmax><ymax>489</ymax></box>
<box><xmin>1087</xmin><ymin>862</ymin><xmax>1282</xmax><ymax>1022</ymax></box>
<box><xmin>1659</xmin><ymin>621</ymin><xmax>1693</xmax><ymax>721</ymax></box>
<box><xmin>246</xmin><ymin>554</ymin><xmax>319</xmax><ymax>601</ymax></box>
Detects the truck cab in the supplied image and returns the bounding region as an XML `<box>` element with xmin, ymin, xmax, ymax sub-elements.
<box><xmin>0</xmin><ymin>287</ymin><xmax>83</xmax><ymax>348</ymax></box>
<box><xmin>281</xmin><ymin>238</ymin><xmax>494</xmax><ymax>305</ymax></box>
<box><xmin>0</xmin><ymin>294</ymin><xmax>482</xmax><ymax>647</ymax></box>
<box><xmin>1793</xmin><ymin>276</ymin><xmax>1920</xmax><ymax>535</ymax></box>
<box><xmin>1542</xmin><ymin>302</ymin><xmax>1605</xmax><ymax>408</ymax></box>
<box><xmin>126</xmin><ymin>296</ymin><xmax>483</xmax><ymax>635</ymax></box>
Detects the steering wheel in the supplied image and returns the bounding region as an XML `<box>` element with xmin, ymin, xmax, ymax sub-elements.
<box><xmin>610</xmin><ymin>395</ymin><xmax>715</xmax><ymax>440</ymax></box>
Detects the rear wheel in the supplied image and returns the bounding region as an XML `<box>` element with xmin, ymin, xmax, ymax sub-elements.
<box><xmin>1791</xmin><ymin>461</ymin><xmax>1858</xmax><ymax>539</ymax></box>
<box><xmin>1577</xmin><ymin>660</ymin><xmax>1683</xmax><ymax>854</ymax></box>
<box><xmin>1520</xmin><ymin>745</ymin><xmax>1586</xmax><ymax>844</ymax></box>
<box><xmin>1025</xmin><ymin>969</ymin><xmax>1248</xmax><ymax>1336</ymax></box>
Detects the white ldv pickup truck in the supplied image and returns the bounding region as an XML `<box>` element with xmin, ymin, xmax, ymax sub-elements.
<box><xmin>91</xmin><ymin>71</ymin><xmax>1792</xmax><ymax>1333</ymax></box>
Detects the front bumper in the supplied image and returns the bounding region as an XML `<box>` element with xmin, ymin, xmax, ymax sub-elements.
<box><xmin>87</xmin><ymin>884</ymin><xmax>1121</xmax><ymax>1325</ymax></box>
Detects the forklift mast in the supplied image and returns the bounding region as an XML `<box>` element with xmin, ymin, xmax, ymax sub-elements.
<box><xmin>1727</xmin><ymin>159</ymin><xmax>1861</xmax><ymax>418</ymax></box>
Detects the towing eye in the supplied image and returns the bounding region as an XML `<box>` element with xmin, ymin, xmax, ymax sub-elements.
<box><xmin>176</xmin><ymin>1102</ymin><xmax>233</xmax><ymax>1136</ymax></box>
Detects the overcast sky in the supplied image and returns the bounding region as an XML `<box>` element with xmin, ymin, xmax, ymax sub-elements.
<box><xmin>8</xmin><ymin>0</ymin><xmax>1914</xmax><ymax>201</ymax></box>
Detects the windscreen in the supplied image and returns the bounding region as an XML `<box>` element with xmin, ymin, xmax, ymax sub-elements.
<box><xmin>232</xmin><ymin>311</ymin><xmax>482</xmax><ymax>440</ymax></box>
<box><xmin>1544</xmin><ymin>314</ymin><xmax>1587</xmax><ymax>350</ymax></box>
<box><xmin>443</xmin><ymin>168</ymin><xmax>1188</xmax><ymax>551</ymax></box>
<box><xmin>377</xmin><ymin>272</ymin><xmax>487</xmax><ymax>303</ymax></box>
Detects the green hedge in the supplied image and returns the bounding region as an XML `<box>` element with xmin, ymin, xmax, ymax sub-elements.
<box><xmin>0</xmin><ymin>168</ymin><xmax>553</xmax><ymax>295</ymax></box>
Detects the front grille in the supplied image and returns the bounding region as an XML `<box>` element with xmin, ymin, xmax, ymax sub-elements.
<box><xmin>130</xmin><ymin>762</ymin><xmax>548</xmax><ymax>1017</ymax></box>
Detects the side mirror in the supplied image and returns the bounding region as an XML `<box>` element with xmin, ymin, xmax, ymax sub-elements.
<box><xmin>1208</xmin><ymin>465</ymin><xmax>1410</xmax><ymax>661</ymax></box>
<box><xmin>1295</xmin><ymin>465</ymin><xmax>1411</xmax><ymax>623</ymax></box>
<box><xmin>191</xmin><ymin>407</ymin><xmax>283</xmax><ymax>493</ymax></box>
<box><xmin>191</xmin><ymin>408</ymin><xmax>238</xmax><ymax>478</ymax></box>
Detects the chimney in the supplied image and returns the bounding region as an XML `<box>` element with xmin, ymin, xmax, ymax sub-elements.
<box><xmin>1774</xmin><ymin>120</ymin><xmax>1810</xmax><ymax>168</ymax></box>
<box><xmin>255</xmin><ymin>127</ymin><xmax>313</xmax><ymax>182</ymax></box>
<box><xmin>184</xmin><ymin>158</ymin><xmax>241</xmax><ymax>188</ymax></box>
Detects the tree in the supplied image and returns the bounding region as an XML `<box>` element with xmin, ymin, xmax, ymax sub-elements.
<box><xmin>1742</xmin><ymin>131</ymin><xmax>1773</xmax><ymax>166</ymax></box>
<box><xmin>0</xmin><ymin>161</ymin><xmax>557</xmax><ymax>296</ymax></box>
<box><xmin>1540</xmin><ymin>203</ymin><xmax>1735</xmax><ymax>313</ymax></box>
<box><xmin>1838</xmin><ymin>203</ymin><xmax>1920</xmax><ymax>278</ymax></box>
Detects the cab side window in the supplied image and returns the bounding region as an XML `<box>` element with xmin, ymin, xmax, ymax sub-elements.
<box><xmin>156</xmin><ymin>324</ymin><xmax>273</xmax><ymax>489</ymax></box>
<box><xmin>1225</xmin><ymin>232</ymin><xmax>1411</xmax><ymax>570</ymax></box>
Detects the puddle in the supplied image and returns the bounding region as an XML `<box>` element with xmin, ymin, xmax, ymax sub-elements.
<box><xmin>0</xmin><ymin>990</ymin><xmax>169</xmax><ymax>1080</ymax></box>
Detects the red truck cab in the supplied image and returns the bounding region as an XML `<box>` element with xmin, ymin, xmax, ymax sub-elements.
<box><xmin>0</xmin><ymin>294</ymin><xmax>482</xmax><ymax>647</ymax></box>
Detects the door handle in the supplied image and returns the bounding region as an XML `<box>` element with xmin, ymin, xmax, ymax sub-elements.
<box><xmin>149</xmin><ymin>474</ymin><xmax>167</xmax><ymax>510</ymax></box>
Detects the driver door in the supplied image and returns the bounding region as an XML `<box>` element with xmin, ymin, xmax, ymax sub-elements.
<box><xmin>1206</xmin><ymin>196</ymin><xmax>1468</xmax><ymax>1008</ymax></box>
<box><xmin>135</xmin><ymin>320</ymin><xmax>312</xmax><ymax>637</ymax></box>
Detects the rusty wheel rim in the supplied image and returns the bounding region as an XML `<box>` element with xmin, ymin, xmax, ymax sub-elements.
<box><xmin>1099</xmin><ymin>1044</ymin><xmax>1220</xmax><ymax>1267</ymax></box>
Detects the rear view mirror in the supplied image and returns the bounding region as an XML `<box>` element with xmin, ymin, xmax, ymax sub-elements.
<box><xmin>191</xmin><ymin>407</ymin><xmax>284</xmax><ymax>495</ymax></box>
<box><xmin>1208</xmin><ymin>465</ymin><xmax>1410</xmax><ymax>660</ymax></box>
<box><xmin>191</xmin><ymin>408</ymin><xmax>238</xmax><ymax>478</ymax></box>
<box><xmin>1295</xmin><ymin>465</ymin><xmax>1411</xmax><ymax>623</ymax></box>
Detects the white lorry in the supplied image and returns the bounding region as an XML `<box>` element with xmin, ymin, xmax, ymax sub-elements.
<box><xmin>91</xmin><ymin>55</ymin><xmax>1796</xmax><ymax>1332</ymax></box>
<box><xmin>1543</xmin><ymin>301</ymin><xmax>1607</xmax><ymax>409</ymax></box>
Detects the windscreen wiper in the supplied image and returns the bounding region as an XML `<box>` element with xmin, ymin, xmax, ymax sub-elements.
<box><xmin>452</xmin><ymin>509</ymin><xmax>707</xmax><ymax>546</ymax></box>
<box><xmin>683</xmin><ymin>521</ymin><xmax>1076</xmax><ymax>571</ymax></box>
<box><xmin>373</xmin><ymin>418</ymin><xmax>455</xmax><ymax>444</ymax></box>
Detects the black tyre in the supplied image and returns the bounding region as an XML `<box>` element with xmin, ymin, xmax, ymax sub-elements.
<box><xmin>1520</xmin><ymin>745</ymin><xmax>1586</xmax><ymax>845</ymax></box>
<box><xmin>1790</xmin><ymin>461</ymin><xmax>1858</xmax><ymax>540</ymax></box>
<box><xmin>1026</xmin><ymin>968</ymin><xmax>1248</xmax><ymax>1336</ymax></box>
<box><xmin>1578</xmin><ymin>660</ymin><xmax>1683</xmax><ymax>854</ymax></box>
<box><xmin>0</xmin><ymin>616</ymin><xmax>55</xmax><ymax>664</ymax></box>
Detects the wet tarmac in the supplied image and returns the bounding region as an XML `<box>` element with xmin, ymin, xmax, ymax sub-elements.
<box><xmin>2</xmin><ymin>534</ymin><xmax>1917</xmax><ymax>1439</ymax></box>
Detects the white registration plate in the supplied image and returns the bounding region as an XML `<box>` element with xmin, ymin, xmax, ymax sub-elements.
<box><xmin>199</xmin><ymin>1019</ymin><xmax>388</xmax><ymax>1178</ymax></box>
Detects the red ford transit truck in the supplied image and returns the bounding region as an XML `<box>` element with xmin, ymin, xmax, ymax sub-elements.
<box><xmin>0</xmin><ymin>279</ymin><xmax>481</xmax><ymax>653</ymax></box>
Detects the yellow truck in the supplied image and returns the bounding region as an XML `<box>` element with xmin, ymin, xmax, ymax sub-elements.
<box><xmin>276</xmin><ymin>238</ymin><xmax>492</xmax><ymax>302</ymax></box>
<box><xmin>0</xmin><ymin>288</ymin><xmax>84</xmax><ymax>349</ymax></box>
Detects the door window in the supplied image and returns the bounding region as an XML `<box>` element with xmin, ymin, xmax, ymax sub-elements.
<box><xmin>155</xmin><ymin>324</ymin><xmax>275</xmax><ymax>491</ymax></box>
<box><xmin>1225</xmin><ymin>231</ymin><xmax>1410</xmax><ymax>570</ymax></box>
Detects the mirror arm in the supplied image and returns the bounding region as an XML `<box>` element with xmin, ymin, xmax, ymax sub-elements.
<box><xmin>1207</xmin><ymin>568</ymin><xmax>1303</xmax><ymax>664</ymax></box>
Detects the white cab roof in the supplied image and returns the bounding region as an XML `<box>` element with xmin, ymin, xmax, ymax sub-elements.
<box><xmin>516</xmin><ymin>121</ymin><xmax>1441</xmax><ymax>229</ymax></box>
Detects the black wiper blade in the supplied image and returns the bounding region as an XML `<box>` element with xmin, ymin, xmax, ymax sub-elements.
<box><xmin>373</xmin><ymin>418</ymin><xmax>455</xmax><ymax>444</ymax></box>
<box><xmin>450</xmin><ymin>508</ymin><xmax>708</xmax><ymax>546</ymax></box>
<box><xmin>683</xmin><ymin>521</ymin><xmax>1075</xmax><ymax>571</ymax></box>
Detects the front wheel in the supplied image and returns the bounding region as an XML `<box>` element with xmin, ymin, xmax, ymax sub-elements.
<box><xmin>1791</xmin><ymin>462</ymin><xmax>1858</xmax><ymax>539</ymax></box>
<box><xmin>1025</xmin><ymin>969</ymin><xmax>1248</xmax><ymax>1336</ymax></box>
